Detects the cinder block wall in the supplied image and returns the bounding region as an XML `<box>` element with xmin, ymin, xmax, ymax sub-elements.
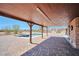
<box><xmin>69</xmin><ymin>17</ymin><xmax>79</xmax><ymax>48</ymax></box>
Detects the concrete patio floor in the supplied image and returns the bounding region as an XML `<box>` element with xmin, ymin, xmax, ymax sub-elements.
<box><xmin>22</xmin><ymin>37</ymin><xmax>79</xmax><ymax>56</ymax></box>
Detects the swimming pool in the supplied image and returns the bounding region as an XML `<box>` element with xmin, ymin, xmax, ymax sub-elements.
<box><xmin>17</xmin><ymin>32</ymin><xmax>43</xmax><ymax>39</ymax></box>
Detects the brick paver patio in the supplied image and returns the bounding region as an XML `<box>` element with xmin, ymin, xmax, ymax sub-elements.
<box><xmin>22</xmin><ymin>37</ymin><xmax>79</xmax><ymax>56</ymax></box>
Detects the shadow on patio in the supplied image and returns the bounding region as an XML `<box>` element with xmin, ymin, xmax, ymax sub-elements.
<box><xmin>21</xmin><ymin>36</ymin><xmax>79</xmax><ymax>56</ymax></box>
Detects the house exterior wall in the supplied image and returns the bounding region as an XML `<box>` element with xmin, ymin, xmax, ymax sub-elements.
<box><xmin>76</xmin><ymin>17</ymin><xmax>79</xmax><ymax>48</ymax></box>
<box><xmin>69</xmin><ymin>18</ymin><xmax>77</xmax><ymax>48</ymax></box>
<box><xmin>68</xmin><ymin>17</ymin><xmax>79</xmax><ymax>48</ymax></box>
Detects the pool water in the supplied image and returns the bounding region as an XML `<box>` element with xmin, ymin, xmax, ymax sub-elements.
<box><xmin>17</xmin><ymin>33</ymin><xmax>42</xmax><ymax>38</ymax></box>
<box><xmin>18</xmin><ymin>34</ymin><xmax>29</xmax><ymax>37</ymax></box>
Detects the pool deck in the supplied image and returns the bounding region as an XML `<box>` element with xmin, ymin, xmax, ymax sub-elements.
<box><xmin>0</xmin><ymin>35</ymin><xmax>47</xmax><ymax>56</ymax></box>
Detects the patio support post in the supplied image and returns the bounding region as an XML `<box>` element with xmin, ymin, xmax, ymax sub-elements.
<box><xmin>65</xmin><ymin>29</ymin><xmax>67</xmax><ymax>35</ymax></box>
<box><xmin>41</xmin><ymin>26</ymin><xmax>43</xmax><ymax>38</ymax></box>
<box><xmin>28</xmin><ymin>22</ymin><xmax>33</xmax><ymax>43</ymax></box>
<box><xmin>68</xmin><ymin>25</ymin><xmax>70</xmax><ymax>36</ymax></box>
<box><xmin>46</xmin><ymin>26</ymin><xmax>48</xmax><ymax>37</ymax></box>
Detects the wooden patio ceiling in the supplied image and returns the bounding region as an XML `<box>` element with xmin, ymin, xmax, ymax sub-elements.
<box><xmin>0</xmin><ymin>3</ymin><xmax>79</xmax><ymax>26</ymax></box>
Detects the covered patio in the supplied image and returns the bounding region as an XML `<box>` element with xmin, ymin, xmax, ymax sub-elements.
<box><xmin>0</xmin><ymin>3</ymin><xmax>79</xmax><ymax>56</ymax></box>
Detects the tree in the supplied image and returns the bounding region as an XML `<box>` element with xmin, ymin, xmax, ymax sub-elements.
<box><xmin>13</xmin><ymin>25</ymin><xmax>20</xmax><ymax>34</ymax></box>
<box><xmin>4</xmin><ymin>26</ymin><xmax>11</xmax><ymax>34</ymax></box>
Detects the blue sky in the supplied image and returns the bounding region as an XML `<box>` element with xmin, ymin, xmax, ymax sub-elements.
<box><xmin>0</xmin><ymin>16</ymin><xmax>67</xmax><ymax>30</ymax></box>
<box><xmin>0</xmin><ymin>16</ymin><xmax>40</xmax><ymax>30</ymax></box>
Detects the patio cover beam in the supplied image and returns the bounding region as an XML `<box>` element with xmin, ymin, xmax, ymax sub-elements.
<box><xmin>0</xmin><ymin>11</ymin><xmax>44</xmax><ymax>27</ymax></box>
